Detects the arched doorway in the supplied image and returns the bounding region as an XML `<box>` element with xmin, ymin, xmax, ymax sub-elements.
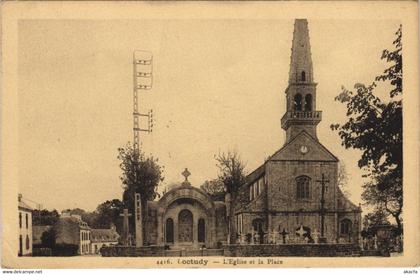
<box><xmin>198</xmin><ymin>218</ymin><xmax>205</xmax><ymax>243</ymax></box>
<box><xmin>178</xmin><ymin>209</ymin><xmax>193</xmax><ymax>243</ymax></box>
<box><xmin>165</xmin><ymin>218</ymin><xmax>174</xmax><ymax>243</ymax></box>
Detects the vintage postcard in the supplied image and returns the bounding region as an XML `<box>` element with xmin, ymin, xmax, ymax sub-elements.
<box><xmin>1</xmin><ymin>1</ymin><xmax>419</xmax><ymax>269</ymax></box>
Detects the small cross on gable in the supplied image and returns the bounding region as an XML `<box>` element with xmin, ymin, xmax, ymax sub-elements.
<box><xmin>182</xmin><ymin>168</ymin><xmax>191</xmax><ymax>182</ymax></box>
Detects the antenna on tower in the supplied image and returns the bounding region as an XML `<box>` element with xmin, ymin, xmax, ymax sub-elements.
<box><xmin>133</xmin><ymin>50</ymin><xmax>154</xmax><ymax>155</ymax></box>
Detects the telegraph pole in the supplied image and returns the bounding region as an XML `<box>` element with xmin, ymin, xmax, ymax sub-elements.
<box><xmin>131</xmin><ymin>50</ymin><xmax>154</xmax><ymax>247</ymax></box>
<box><xmin>133</xmin><ymin>50</ymin><xmax>154</xmax><ymax>154</ymax></box>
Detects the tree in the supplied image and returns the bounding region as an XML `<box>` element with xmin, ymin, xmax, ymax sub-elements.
<box><xmin>93</xmin><ymin>199</ymin><xmax>124</xmax><ymax>235</ymax></box>
<box><xmin>118</xmin><ymin>143</ymin><xmax>164</xmax><ymax>244</ymax></box>
<box><xmin>337</xmin><ymin>162</ymin><xmax>349</xmax><ymax>196</ymax></box>
<box><xmin>200</xmin><ymin>179</ymin><xmax>226</xmax><ymax>201</ymax></box>
<box><xmin>362</xmin><ymin>207</ymin><xmax>391</xmax><ymax>237</ymax></box>
<box><xmin>41</xmin><ymin>227</ymin><xmax>56</xmax><ymax>248</ymax></box>
<box><xmin>33</xmin><ymin>209</ymin><xmax>60</xmax><ymax>226</ymax></box>
<box><xmin>331</xmin><ymin>25</ymin><xmax>402</xmax><ymax>233</ymax></box>
<box><xmin>214</xmin><ymin>150</ymin><xmax>246</xmax><ymax>243</ymax></box>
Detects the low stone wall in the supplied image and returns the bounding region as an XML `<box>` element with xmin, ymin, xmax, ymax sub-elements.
<box><xmin>101</xmin><ymin>244</ymin><xmax>361</xmax><ymax>257</ymax></box>
<box><xmin>101</xmin><ymin>245</ymin><xmax>165</xmax><ymax>257</ymax></box>
<box><xmin>223</xmin><ymin>244</ymin><xmax>361</xmax><ymax>257</ymax></box>
<box><xmin>100</xmin><ymin>245</ymin><xmax>223</xmax><ymax>257</ymax></box>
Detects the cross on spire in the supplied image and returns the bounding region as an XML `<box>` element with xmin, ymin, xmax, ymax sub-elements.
<box><xmin>182</xmin><ymin>168</ymin><xmax>191</xmax><ymax>182</ymax></box>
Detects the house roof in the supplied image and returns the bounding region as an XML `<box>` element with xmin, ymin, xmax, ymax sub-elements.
<box><xmin>58</xmin><ymin>216</ymin><xmax>91</xmax><ymax>229</ymax></box>
<box><xmin>91</xmin><ymin>228</ymin><xmax>119</xmax><ymax>243</ymax></box>
<box><xmin>18</xmin><ymin>200</ymin><xmax>33</xmax><ymax>212</ymax></box>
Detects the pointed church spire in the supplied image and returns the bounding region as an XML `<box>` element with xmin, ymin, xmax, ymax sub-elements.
<box><xmin>289</xmin><ymin>19</ymin><xmax>314</xmax><ymax>84</ymax></box>
<box><xmin>281</xmin><ymin>19</ymin><xmax>321</xmax><ymax>143</ymax></box>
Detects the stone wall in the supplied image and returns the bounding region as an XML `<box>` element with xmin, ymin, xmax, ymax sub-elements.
<box><xmin>100</xmin><ymin>245</ymin><xmax>223</xmax><ymax>257</ymax></box>
<box><xmin>269</xmin><ymin>213</ymin><xmax>338</xmax><ymax>242</ymax></box>
<box><xmin>223</xmin><ymin>244</ymin><xmax>361</xmax><ymax>257</ymax></box>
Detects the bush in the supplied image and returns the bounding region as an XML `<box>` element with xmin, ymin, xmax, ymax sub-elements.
<box><xmin>51</xmin><ymin>244</ymin><xmax>79</xmax><ymax>256</ymax></box>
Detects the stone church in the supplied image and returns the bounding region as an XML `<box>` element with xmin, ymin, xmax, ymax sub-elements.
<box><xmin>143</xmin><ymin>19</ymin><xmax>361</xmax><ymax>249</ymax></box>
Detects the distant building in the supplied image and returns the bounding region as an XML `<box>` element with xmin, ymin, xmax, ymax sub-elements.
<box><xmin>55</xmin><ymin>212</ymin><xmax>91</xmax><ymax>255</ymax></box>
<box><xmin>90</xmin><ymin>224</ymin><xmax>119</xmax><ymax>254</ymax></box>
<box><xmin>18</xmin><ymin>194</ymin><xmax>33</xmax><ymax>256</ymax></box>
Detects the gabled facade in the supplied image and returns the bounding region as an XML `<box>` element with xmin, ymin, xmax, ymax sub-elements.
<box><xmin>55</xmin><ymin>213</ymin><xmax>92</xmax><ymax>255</ymax></box>
<box><xmin>234</xmin><ymin>19</ymin><xmax>361</xmax><ymax>244</ymax></box>
<box><xmin>18</xmin><ymin>194</ymin><xmax>33</xmax><ymax>256</ymax></box>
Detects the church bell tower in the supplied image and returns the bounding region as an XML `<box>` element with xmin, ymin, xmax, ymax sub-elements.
<box><xmin>281</xmin><ymin>19</ymin><xmax>322</xmax><ymax>143</ymax></box>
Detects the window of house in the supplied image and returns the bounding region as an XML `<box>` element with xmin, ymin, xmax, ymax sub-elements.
<box><xmin>26</xmin><ymin>235</ymin><xmax>30</xmax><ymax>250</ymax></box>
<box><xmin>25</xmin><ymin>213</ymin><xmax>28</xmax><ymax>229</ymax></box>
<box><xmin>19</xmin><ymin>212</ymin><xmax>22</xmax><ymax>228</ymax></box>
<box><xmin>296</xmin><ymin>176</ymin><xmax>311</xmax><ymax>199</ymax></box>
<box><xmin>340</xmin><ymin>219</ymin><xmax>352</xmax><ymax>235</ymax></box>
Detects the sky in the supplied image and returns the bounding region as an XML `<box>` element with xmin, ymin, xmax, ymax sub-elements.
<box><xmin>17</xmin><ymin>19</ymin><xmax>400</xmax><ymax>212</ymax></box>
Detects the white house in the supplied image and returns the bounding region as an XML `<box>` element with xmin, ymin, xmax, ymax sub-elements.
<box><xmin>18</xmin><ymin>194</ymin><xmax>33</xmax><ymax>256</ymax></box>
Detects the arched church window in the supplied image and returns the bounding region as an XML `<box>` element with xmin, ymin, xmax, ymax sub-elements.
<box><xmin>296</xmin><ymin>176</ymin><xmax>311</xmax><ymax>199</ymax></box>
<box><xmin>304</xmin><ymin>94</ymin><xmax>312</xmax><ymax>111</ymax></box>
<box><xmin>340</xmin><ymin>219</ymin><xmax>352</xmax><ymax>235</ymax></box>
<box><xmin>294</xmin><ymin>94</ymin><xmax>302</xmax><ymax>111</ymax></box>
<box><xmin>301</xmin><ymin>71</ymin><xmax>306</xmax><ymax>81</ymax></box>
<box><xmin>165</xmin><ymin>218</ymin><xmax>174</xmax><ymax>243</ymax></box>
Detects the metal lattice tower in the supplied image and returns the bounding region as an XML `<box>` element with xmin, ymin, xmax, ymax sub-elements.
<box><xmin>133</xmin><ymin>50</ymin><xmax>153</xmax><ymax>155</ymax></box>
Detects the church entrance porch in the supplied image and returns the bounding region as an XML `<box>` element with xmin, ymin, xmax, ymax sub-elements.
<box><xmin>164</xmin><ymin>204</ymin><xmax>210</xmax><ymax>249</ymax></box>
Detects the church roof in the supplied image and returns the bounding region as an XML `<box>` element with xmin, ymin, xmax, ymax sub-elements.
<box><xmin>244</xmin><ymin>130</ymin><xmax>338</xmax><ymax>185</ymax></box>
<box><xmin>244</xmin><ymin>163</ymin><xmax>265</xmax><ymax>185</ymax></box>
<box><xmin>269</xmin><ymin>130</ymin><xmax>338</xmax><ymax>162</ymax></box>
<box><xmin>337</xmin><ymin>188</ymin><xmax>361</xmax><ymax>212</ymax></box>
<box><xmin>289</xmin><ymin>19</ymin><xmax>314</xmax><ymax>84</ymax></box>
